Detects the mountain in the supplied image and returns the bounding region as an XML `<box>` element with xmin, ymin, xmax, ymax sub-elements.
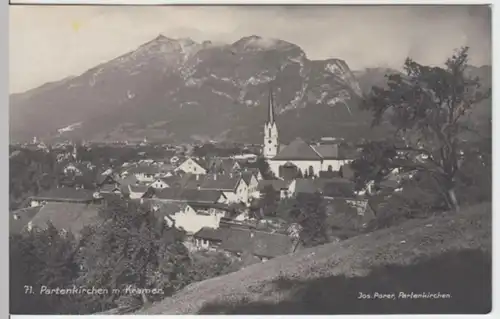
<box><xmin>10</xmin><ymin>35</ymin><xmax>491</xmax><ymax>144</ymax></box>
<box><xmin>9</xmin><ymin>35</ymin><xmax>374</xmax><ymax>144</ymax></box>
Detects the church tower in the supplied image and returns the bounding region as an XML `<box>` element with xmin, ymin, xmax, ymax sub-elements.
<box><xmin>72</xmin><ymin>142</ymin><xmax>79</xmax><ymax>162</ymax></box>
<box><xmin>263</xmin><ymin>88</ymin><xmax>279</xmax><ymax>159</ymax></box>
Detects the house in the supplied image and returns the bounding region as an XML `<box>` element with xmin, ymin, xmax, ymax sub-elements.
<box><xmin>315</xmin><ymin>177</ymin><xmax>356</xmax><ymax>198</ymax></box>
<box><xmin>126</xmin><ymin>185</ymin><xmax>153</xmax><ymax>199</ymax></box>
<box><xmin>179</xmin><ymin>174</ymin><xmax>249</xmax><ymax>203</ymax></box>
<box><xmin>149</xmin><ymin>201</ymin><xmax>187</xmax><ymax>225</ymax></box>
<box><xmin>26</xmin><ymin>202</ymin><xmax>104</xmax><ymax>239</ymax></box>
<box><xmin>243</xmin><ymin>167</ymin><xmax>264</xmax><ymax>181</ymax></box>
<box><xmin>236</xmin><ymin>161</ymin><xmax>265</xmax><ymax>181</ymax></box>
<box><xmin>96</xmin><ymin>173</ymin><xmax>122</xmax><ymax>198</ymax></box>
<box><xmin>194</xmin><ymin>227</ymin><xmax>295</xmax><ymax>262</ymax></box>
<box><xmin>10</xmin><ymin>206</ymin><xmax>42</xmax><ymax>235</ymax></box>
<box><xmin>29</xmin><ymin>188</ymin><xmax>102</xmax><ymax>207</ymax></box>
<box><xmin>287</xmin><ymin>178</ymin><xmax>319</xmax><ymax>197</ymax></box>
<box><xmin>180</xmin><ymin>189</ymin><xmax>228</xmax><ymax>204</ymax></box>
<box><xmin>162</xmin><ymin>203</ymin><xmax>228</xmax><ymax>234</ymax></box>
<box><xmin>175</xmin><ymin>157</ymin><xmax>208</xmax><ymax>175</ymax></box>
<box><xmin>193</xmin><ymin>227</ymin><xmax>224</xmax><ymax>250</ymax></box>
<box><xmin>208</xmin><ymin>158</ymin><xmax>241</xmax><ymax>175</ymax></box>
<box><xmin>241</xmin><ymin>171</ymin><xmax>260</xmax><ymax>200</ymax></box>
<box><xmin>149</xmin><ymin>178</ymin><xmax>171</xmax><ymax>190</ymax></box>
<box><xmin>197</xmin><ymin>174</ymin><xmax>249</xmax><ymax>205</ymax></box>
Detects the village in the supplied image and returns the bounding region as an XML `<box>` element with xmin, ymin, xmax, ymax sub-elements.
<box><xmin>9</xmin><ymin>91</ymin><xmax>404</xmax><ymax>264</ymax></box>
<box><xmin>8</xmin><ymin>3</ymin><xmax>493</xmax><ymax>315</ymax></box>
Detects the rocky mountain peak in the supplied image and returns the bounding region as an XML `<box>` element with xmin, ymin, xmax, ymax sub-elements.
<box><xmin>231</xmin><ymin>35</ymin><xmax>298</xmax><ymax>53</ymax></box>
<box><xmin>9</xmin><ymin>35</ymin><xmax>379</xmax><ymax>144</ymax></box>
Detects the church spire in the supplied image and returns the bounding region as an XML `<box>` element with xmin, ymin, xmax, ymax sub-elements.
<box><xmin>263</xmin><ymin>85</ymin><xmax>279</xmax><ymax>159</ymax></box>
<box><xmin>268</xmin><ymin>86</ymin><xmax>275</xmax><ymax>124</ymax></box>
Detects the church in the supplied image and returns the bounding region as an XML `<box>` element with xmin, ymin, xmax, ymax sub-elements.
<box><xmin>263</xmin><ymin>90</ymin><xmax>354</xmax><ymax>179</ymax></box>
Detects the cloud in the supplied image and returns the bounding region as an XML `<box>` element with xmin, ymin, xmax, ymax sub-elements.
<box><xmin>9</xmin><ymin>5</ymin><xmax>491</xmax><ymax>93</ymax></box>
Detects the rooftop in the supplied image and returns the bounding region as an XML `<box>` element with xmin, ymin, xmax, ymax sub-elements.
<box><xmin>258</xmin><ymin>179</ymin><xmax>289</xmax><ymax>191</ymax></box>
<box><xmin>195</xmin><ymin>227</ymin><xmax>295</xmax><ymax>259</ymax></box>
<box><xmin>273</xmin><ymin>138</ymin><xmax>322</xmax><ymax>161</ymax></box>
<box><xmin>153</xmin><ymin>187</ymin><xmax>224</xmax><ymax>204</ymax></box>
<box><xmin>9</xmin><ymin>206</ymin><xmax>42</xmax><ymax>235</ymax></box>
<box><xmin>28</xmin><ymin>202</ymin><xmax>103</xmax><ymax>239</ymax></box>
<box><xmin>30</xmin><ymin>188</ymin><xmax>96</xmax><ymax>202</ymax></box>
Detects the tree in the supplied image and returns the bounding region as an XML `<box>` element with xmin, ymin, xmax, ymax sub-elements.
<box><xmin>259</xmin><ymin>185</ymin><xmax>279</xmax><ymax>217</ymax></box>
<box><xmin>186</xmin><ymin>251</ymin><xmax>241</xmax><ymax>283</ymax></box>
<box><xmin>10</xmin><ymin>225</ymin><xmax>80</xmax><ymax>314</ymax></box>
<box><xmin>285</xmin><ymin>193</ymin><xmax>329</xmax><ymax>248</ymax></box>
<box><xmin>75</xmin><ymin>200</ymin><xmax>190</xmax><ymax>312</ymax></box>
<box><xmin>256</xmin><ymin>157</ymin><xmax>275</xmax><ymax>179</ymax></box>
<box><xmin>353</xmin><ymin>47</ymin><xmax>491</xmax><ymax>212</ymax></box>
<box><xmin>455</xmin><ymin>136</ymin><xmax>492</xmax><ymax>205</ymax></box>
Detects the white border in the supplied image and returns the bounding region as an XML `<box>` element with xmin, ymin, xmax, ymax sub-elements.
<box><xmin>7</xmin><ymin>0</ymin><xmax>498</xmax><ymax>5</ymax></box>
<box><xmin>5</xmin><ymin>1</ymin><xmax>497</xmax><ymax>319</ymax></box>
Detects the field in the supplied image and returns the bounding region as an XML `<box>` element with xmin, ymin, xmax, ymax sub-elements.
<box><xmin>137</xmin><ymin>202</ymin><xmax>492</xmax><ymax>314</ymax></box>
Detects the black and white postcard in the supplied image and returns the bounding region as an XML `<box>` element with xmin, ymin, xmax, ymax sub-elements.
<box><xmin>8</xmin><ymin>1</ymin><xmax>493</xmax><ymax>316</ymax></box>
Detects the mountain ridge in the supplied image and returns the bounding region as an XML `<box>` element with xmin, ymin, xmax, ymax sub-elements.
<box><xmin>9</xmin><ymin>36</ymin><xmax>491</xmax><ymax>144</ymax></box>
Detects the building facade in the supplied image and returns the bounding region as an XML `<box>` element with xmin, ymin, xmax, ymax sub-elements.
<box><xmin>262</xmin><ymin>89</ymin><xmax>354</xmax><ymax>178</ymax></box>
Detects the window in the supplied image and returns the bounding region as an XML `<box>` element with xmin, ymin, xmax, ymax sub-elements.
<box><xmin>308</xmin><ymin>166</ymin><xmax>314</xmax><ymax>177</ymax></box>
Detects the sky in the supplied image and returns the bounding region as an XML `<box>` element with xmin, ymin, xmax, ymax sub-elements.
<box><xmin>9</xmin><ymin>5</ymin><xmax>491</xmax><ymax>93</ymax></box>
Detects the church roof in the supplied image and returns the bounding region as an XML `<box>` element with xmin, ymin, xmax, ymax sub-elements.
<box><xmin>311</xmin><ymin>144</ymin><xmax>339</xmax><ymax>159</ymax></box>
<box><xmin>273</xmin><ymin>138</ymin><xmax>322</xmax><ymax>161</ymax></box>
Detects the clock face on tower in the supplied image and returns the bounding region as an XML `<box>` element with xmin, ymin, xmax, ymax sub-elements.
<box><xmin>268</xmin><ymin>140</ymin><xmax>272</xmax><ymax>144</ymax></box>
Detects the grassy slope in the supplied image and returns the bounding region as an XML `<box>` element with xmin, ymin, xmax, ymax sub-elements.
<box><xmin>138</xmin><ymin>202</ymin><xmax>492</xmax><ymax>314</ymax></box>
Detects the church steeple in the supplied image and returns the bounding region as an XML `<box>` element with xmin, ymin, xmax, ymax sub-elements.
<box><xmin>268</xmin><ymin>86</ymin><xmax>275</xmax><ymax>124</ymax></box>
<box><xmin>263</xmin><ymin>86</ymin><xmax>279</xmax><ymax>159</ymax></box>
